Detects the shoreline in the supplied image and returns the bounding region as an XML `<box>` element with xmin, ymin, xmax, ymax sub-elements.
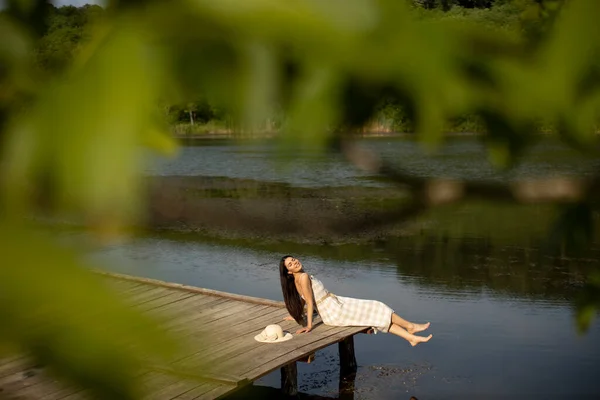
<box><xmin>171</xmin><ymin>131</ymin><xmax>493</xmax><ymax>140</ymax></box>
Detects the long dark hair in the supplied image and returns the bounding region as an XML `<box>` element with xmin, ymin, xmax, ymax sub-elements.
<box><xmin>279</xmin><ymin>255</ymin><xmax>304</xmax><ymax>324</ymax></box>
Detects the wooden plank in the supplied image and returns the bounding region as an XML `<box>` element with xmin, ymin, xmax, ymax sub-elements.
<box><xmin>0</xmin><ymin>358</ymin><xmax>36</xmax><ymax>379</ymax></box>
<box><xmin>0</xmin><ymin>368</ymin><xmax>50</xmax><ymax>398</ymax></box>
<box><xmin>154</xmin><ymin>293</ymin><xmax>222</xmax><ymax>311</ymax></box>
<box><xmin>1</xmin><ymin>273</ymin><xmax>371</xmax><ymax>400</ymax></box>
<box><xmin>159</xmin><ymin>298</ymin><xmax>233</xmax><ymax>331</ymax></box>
<box><xmin>161</xmin><ymin>299</ymin><xmax>246</xmax><ymax>338</ymax></box>
<box><xmin>2</xmin><ymin>369</ymin><xmax>60</xmax><ymax>399</ymax></box>
<box><xmin>0</xmin><ymin>355</ymin><xmax>28</xmax><ymax>371</ymax></box>
<box><xmin>100</xmin><ymin>274</ymin><xmax>135</xmax><ymax>287</ymax></box>
<box><xmin>94</xmin><ymin>270</ymin><xmax>286</xmax><ymax>308</ymax></box>
<box><xmin>146</xmin><ymin>295</ymin><xmax>227</xmax><ymax>321</ymax></box>
<box><xmin>0</xmin><ymin>353</ymin><xmax>26</xmax><ymax>367</ymax></box>
<box><xmin>119</xmin><ymin>284</ymin><xmax>158</xmax><ymax>297</ymax></box>
<box><xmin>169</xmin><ymin>383</ymin><xmax>211</xmax><ymax>399</ymax></box>
<box><xmin>198</xmin><ymin>305</ymin><xmax>275</xmax><ymax>333</ymax></box>
<box><xmin>184</xmin><ymin>301</ymin><xmax>258</xmax><ymax>327</ymax></box>
<box><xmin>183</xmin><ymin>304</ymin><xmax>269</xmax><ymax>333</ymax></box>
<box><xmin>204</xmin><ymin>322</ymin><xmax>341</xmax><ymax>375</ymax></box>
<box><xmin>38</xmin><ymin>386</ymin><xmax>84</xmax><ymax>400</ymax></box>
<box><xmin>178</xmin><ymin>297</ymin><xmax>248</xmax><ymax>319</ymax></box>
<box><xmin>125</xmin><ymin>287</ymin><xmax>175</xmax><ymax>306</ymax></box>
<box><xmin>120</xmin><ymin>284</ymin><xmax>159</xmax><ymax>297</ymax></box>
<box><xmin>30</xmin><ymin>368</ymin><xmax>164</xmax><ymax>400</ymax></box>
<box><xmin>157</xmin><ymin>299</ymin><xmax>242</xmax><ymax>331</ymax></box>
<box><xmin>184</xmin><ymin>306</ymin><xmax>287</xmax><ymax>342</ymax></box>
<box><xmin>34</xmin><ymin>367</ymin><xmax>143</xmax><ymax>400</ymax></box>
<box><xmin>2</xmin><ymin>369</ymin><xmax>83</xmax><ymax>400</ymax></box>
<box><xmin>8</xmin><ymin>375</ymin><xmax>62</xmax><ymax>399</ymax></box>
<box><xmin>105</xmin><ymin>280</ymin><xmax>145</xmax><ymax>293</ymax></box>
<box><xmin>141</xmin><ymin>371</ymin><xmax>180</xmax><ymax>396</ymax></box>
<box><xmin>169</xmin><ymin>383</ymin><xmax>216</xmax><ymax>400</ymax></box>
<box><xmin>60</xmin><ymin>391</ymin><xmax>90</xmax><ymax>400</ymax></box>
<box><xmin>241</xmin><ymin>327</ymin><xmax>366</xmax><ymax>380</ymax></box>
<box><xmin>173</xmin><ymin>383</ymin><xmax>214</xmax><ymax>400</ymax></box>
<box><xmin>164</xmin><ymin>302</ymin><xmax>258</xmax><ymax>346</ymax></box>
<box><xmin>175</xmin><ymin>313</ymin><xmax>291</xmax><ymax>364</ymax></box>
<box><xmin>136</xmin><ymin>292</ymin><xmax>198</xmax><ymax>313</ymax></box>
<box><xmin>200</xmin><ymin>315</ymin><xmax>325</xmax><ymax>365</ymax></box>
<box><xmin>191</xmin><ymin>329</ymin><xmax>291</xmax><ymax>370</ymax></box>
<box><xmin>193</xmin><ymin>385</ymin><xmax>233</xmax><ymax>400</ymax></box>
<box><xmin>143</xmin><ymin>378</ymin><xmax>204</xmax><ymax>400</ymax></box>
<box><xmin>122</xmin><ymin>287</ymin><xmax>172</xmax><ymax>309</ymax></box>
<box><xmin>170</xmin><ymin>308</ymin><xmax>289</xmax><ymax>367</ymax></box>
<box><xmin>142</xmin><ymin>295</ymin><xmax>233</xmax><ymax>332</ymax></box>
<box><xmin>140</xmin><ymin>363</ymin><xmax>248</xmax><ymax>399</ymax></box>
<box><xmin>219</xmin><ymin>306</ymin><xmax>288</xmax><ymax>330</ymax></box>
<box><xmin>147</xmin><ymin>364</ymin><xmax>243</xmax><ymax>387</ymax></box>
<box><xmin>215</xmin><ymin>323</ymin><xmax>337</xmax><ymax>375</ymax></box>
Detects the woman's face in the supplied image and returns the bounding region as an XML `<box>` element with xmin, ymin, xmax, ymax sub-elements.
<box><xmin>284</xmin><ymin>257</ymin><xmax>303</xmax><ymax>274</ymax></box>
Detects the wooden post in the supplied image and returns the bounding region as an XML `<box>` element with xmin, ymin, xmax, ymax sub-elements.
<box><xmin>338</xmin><ymin>335</ymin><xmax>357</xmax><ymax>378</ymax></box>
<box><xmin>280</xmin><ymin>361</ymin><xmax>298</xmax><ymax>397</ymax></box>
<box><xmin>339</xmin><ymin>371</ymin><xmax>356</xmax><ymax>400</ymax></box>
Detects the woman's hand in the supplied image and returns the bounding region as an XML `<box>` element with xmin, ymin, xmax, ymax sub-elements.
<box><xmin>283</xmin><ymin>315</ymin><xmax>295</xmax><ymax>321</ymax></box>
<box><xmin>296</xmin><ymin>325</ymin><xmax>312</xmax><ymax>334</ymax></box>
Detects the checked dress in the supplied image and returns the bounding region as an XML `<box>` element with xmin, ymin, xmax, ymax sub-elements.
<box><xmin>309</xmin><ymin>275</ymin><xmax>394</xmax><ymax>333</ymax></box>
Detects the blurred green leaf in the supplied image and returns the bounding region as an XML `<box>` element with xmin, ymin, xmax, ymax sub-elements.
<box><xmin>576</xmin><ymin>304</ymin><xmax>596</xmax><ymax>334</ymax></box>
<box><xmin>6</xmin><ymin>0</ymin><xmax>51</xmax><ymax>37</ymax></box>
<box><xmin>548</xmin><ymin>203</ymin><xmax>594</xmax><ymax>256</ymax></box>
<box><xmin>142</xmin><ymin>126</ymin><xmax>179</xmax><ymax>156</ymax></box>
<box><xmin>2</xmin><ymin>17</ymin><xmax>172</xmax><ymax>231</ymax></box>
<box><xmin>281</xmin><ymin>64</ymin><xmax>341</xmax><ymax>150</ymax></box>
<box><xmin>576</xmin><ymin>271</ymin><xmax>600</xmax><ymax>334</ymax></box>
<box><xmin>237</xmin><ymin>41</ymin><xmax>278</xmax><ymax>131</ymax></box>
<box><xmin>4</xmin><ymin>0</ymin><xmax>600</xmax><ymax>397</ymax></box>
<box><xmin>0</xmin><ymin>223</ymin><xmax>174</xmax><ymax>398</ymax></box>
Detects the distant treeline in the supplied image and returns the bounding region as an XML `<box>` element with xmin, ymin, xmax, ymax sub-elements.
<box><xmin>22</xmin><ymin>0</ymin><xmax>562</xmax><ymax>134</ymax></box>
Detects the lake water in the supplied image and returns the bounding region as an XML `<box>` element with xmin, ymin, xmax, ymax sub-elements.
<box><xmin>92</xmin><ymin>137</ymin><xmax>600</xmax><ymax>399</ymax></box>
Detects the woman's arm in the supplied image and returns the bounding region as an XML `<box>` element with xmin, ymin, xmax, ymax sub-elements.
<box><xmin>297</xmin><ymin>273</ymin><xmax>314</xmax><ymax>334</ymax></box>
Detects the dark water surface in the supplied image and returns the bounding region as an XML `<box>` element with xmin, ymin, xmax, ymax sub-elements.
<box><xmin>147</xmin><ymin>136</ymin><xmax>600</xmax><ymax>186</ymax></box>
<box><xmin>93</xmin><ymin>137</ymin><xmax>600</xmax><ymax>399</ymax></box>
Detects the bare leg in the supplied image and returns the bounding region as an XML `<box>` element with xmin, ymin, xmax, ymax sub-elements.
<box><xmin>391</xmin><ymin>313</ymin><xmax>430</xmax><ymax>334</ymax></box>
<box><xmin>389</xmin><ymin>323</ymin><xmax>432</xmax><ymax>347</ymax></box>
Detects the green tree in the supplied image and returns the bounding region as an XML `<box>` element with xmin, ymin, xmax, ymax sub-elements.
<box><xmin>34</xmin><ymin>4</ymin><xmax>104</xmax><ymax>73</ymax></box>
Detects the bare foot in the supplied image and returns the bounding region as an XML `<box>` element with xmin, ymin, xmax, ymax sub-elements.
<box><xmin>409</xmin><ymin>334</ymin><xmax>432</xmax><ymax>347</ymax></box>
<box><xmin>408</xmin><ymin>322</ymin><xmax>430</xmax><ymax>334</ymax></box>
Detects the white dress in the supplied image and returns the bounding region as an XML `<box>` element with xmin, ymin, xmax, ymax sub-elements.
<box><xmin>308</xmin><ymin>275</ymin><xmax>394</xmax><ymax>333</ymax></box>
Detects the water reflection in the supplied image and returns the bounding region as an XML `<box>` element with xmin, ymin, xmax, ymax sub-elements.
<box><xmin>85</xmin><ymin>226</ymin><xmax>600</xmax><ymax>399</ymax></box>
<box><xmin>94</xmin><ymin>136</ymin><xmax>600</xmax><ymax>398</ymax></box>
<box><xmin>384</xmin><ymin>236</ymin><xmax>596</xmax><ymax>302</ymax></box>
<box><xmin>149</xmin><ymin>137</ymin><xmax>600</xmax><ymax>187</ymax></box>
<box><xmin>108</xmin><ymin>229</ymin><xmax>597</xmax><ymax>305</ymax></box>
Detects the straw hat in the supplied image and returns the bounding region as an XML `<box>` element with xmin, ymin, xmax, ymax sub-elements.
<box><xmin>254</xmin><ymin>324</ymin><xmax>293</xmax><ymax>343</ymax></box>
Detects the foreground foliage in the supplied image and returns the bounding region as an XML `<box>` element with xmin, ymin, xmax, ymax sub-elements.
<box><xmin>1</xmin><ymin>0</ymin><xmax>599</xmax><ymax>397</ymax></box>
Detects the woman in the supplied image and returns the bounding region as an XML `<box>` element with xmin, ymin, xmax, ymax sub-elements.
<box><xmin>279</xmin><ymin>255</ymin><xmax>432</xmax><ymax>346</ymax></box>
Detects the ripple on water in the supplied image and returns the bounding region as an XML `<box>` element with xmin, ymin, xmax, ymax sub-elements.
<box><xmin>358</xmin><ymin>362</ymin><xmax>435</xmax><ymax>390</ymax></box>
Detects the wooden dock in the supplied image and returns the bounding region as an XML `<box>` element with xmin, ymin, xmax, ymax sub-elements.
<box><xmin>0</xmin><ymin>272</ymin><xmax>367</xmax><ymax>399</ymax></box>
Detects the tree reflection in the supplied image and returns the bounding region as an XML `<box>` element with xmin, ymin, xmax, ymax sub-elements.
<box><xmin>386</xmin><ymin>235</ymin><xmax>596</xmax><ymax>301</ymax></box>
